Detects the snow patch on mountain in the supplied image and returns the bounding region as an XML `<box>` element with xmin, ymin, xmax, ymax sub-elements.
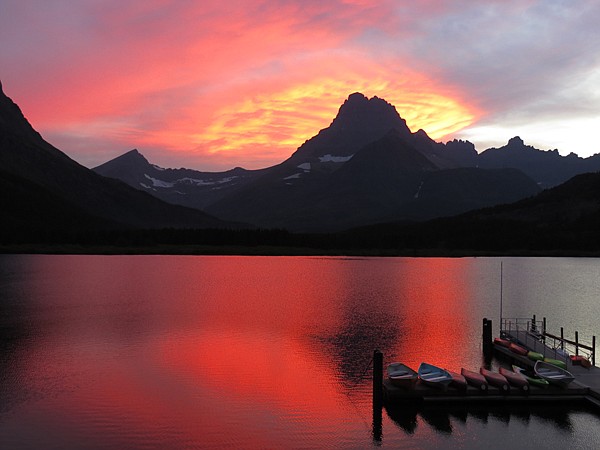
<box><xmin>319</xmin><ymin>154</ymin><xmax>353</xmax><ymax>163</ymax></box>
<box><xmin>140</xmin><ymin>182</ymin><xmax>156</xmax><ymax>191</ymax></box>
<box><xmin>284</xmin><ymin>173</ymin><xmax>302</xmax><ymax>180</ymax></box>
<box><xmin>297</xmin><ymin>162</ymin><xmax>311</xmax><ymax>171</ymax></box>
<box><xmin>177</xmin><ymin>176</ymin><xmax>238</xmax><ymax>186</ymax></box>
<box><xmin>144</xmin><ymin>174</ymin><xmax>174</xmax><ymax>188</ymax></box>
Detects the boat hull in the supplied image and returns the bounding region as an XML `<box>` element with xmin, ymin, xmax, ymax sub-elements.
<box><xmin>387</xmin><ymin>363</ymin><xmax>418</xmax><ymax>389</ymax></box>
<box><xmin>527</xmin><ymin>351</ymin><xmax>544</xmax><ymax>361</ymax></box>
<box><xmin>461</xmin><ymin>368</ymin><xmax>488</xmax><ymax>391</ymax></box>
<box><xmin>480</xmin><ymin>368</ymin><xmax>510</xmax><ymax>392</ymax></box>
<box><xmin>512</xmin><ymin>365</ymin><xmax>549</xmax><ymax>388</ymax></box>
<box><xmin>570</xmin><ymin>355</ymin><xmax>592</xmax><ymax>369</ymax></box>
<box><xmin>418</xmin><ymin>363</ymin><xmax>452</xmax><ymax>390</ymax></box>
<box><xmin>543</xmin><ymin>357</ymin><xmax>567</xmax><ymax>370</ymax></box>
<box><xmin>448</xmin><ymin>370</ymin><xmax>468</xmax><ymax>391</ymax></box>
<box><xmin>534</xmin><ymin>361</ymin><xmax>574</xmax><ymax>388</ymax></box>
<box><xmin>509</xmin><ymin>342</ymin><xmax>528</xmax><ymax>356</ymax></box>
<box><xmin>494</xmin><ymin>337</ymin><xmax>511</xmax><ymax>348</ymax></box>
<box><xmin>499</xmin><ymin>366</ymin><xmax>529</xmax><ymax>391</ymax></box>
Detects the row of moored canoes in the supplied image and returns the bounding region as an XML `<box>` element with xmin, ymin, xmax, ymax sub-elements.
<box><xmin>493</xmin><ymin>337</ymin><xmax>570</xmax><ymax>369</ymax></box>
<box><xmin>387</xmin><ymin>360</ymin><xmax>575</xmax><ymax>392</ymax></box>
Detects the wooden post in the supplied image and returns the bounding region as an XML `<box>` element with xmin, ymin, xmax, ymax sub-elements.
<box><xmin>593</xmin><ymin>336</ymin><xmax>596</xmax><ymax>367</ymax></box>
<box><xmin>532</xmin><ymin>314</ymin><xmax>536</xmax><ymax>332</ymax></box>
<box><xmin>561</xmin><ymin>327</ymin><xmax>564</xmax><ymax>350</ymax></box>
<box><xmin>483</xmin><ymin>318</ymin><xmax>493</xmax><ymax>361</ymax></box>
<box><xmin>373</xmin><ymin>350</ymin><xmax>383</xmax><ymax>405</ymax></box>
<box><xmin>372</xmin><ymin>350</ymin><xmax>383</xmax><ymax>443</ymax></box>
<box><xmin>576</xmin><ymin>331</ymin><xmax>579</xmax><ymax>356</ymax></box>
<box><xmin>543</xmin><ymin>317</ymin><xmax>546</xmax><ymax>343</ymax></box>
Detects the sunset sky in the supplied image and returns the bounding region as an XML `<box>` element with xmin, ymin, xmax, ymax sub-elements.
<box><xmin>2</xmin><ymin>1</ymin><xmax>600</xmax><ymax>171</ymax></box>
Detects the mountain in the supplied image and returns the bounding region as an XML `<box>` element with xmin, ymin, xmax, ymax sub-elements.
<box><xmin>204</xmin><ymin>118</ymin><xmax>540</xmax><ymax>231</ymax></box>
<box><xmin>478</xmin><ymin>136</ymin><xmax>600</xmax><ymax>188</ymax></box>
<box><xmin>95</xmin><ymin>92</ymin><xmax>541</xmax><ymax>232</ymax></box>
<box><xmin>93</xmin><ymin>149</ymin><xmax>268</xmax><ymax>210</ymax></box>
<box><xmin>0</xmin><ymin>81</ymin><xmax>237</xmax><ymax>239</ymax></box>
<box><xmin>344</xmin><ymin>170</ymin><xmax>600</xmax><ymax>253</ymax></box>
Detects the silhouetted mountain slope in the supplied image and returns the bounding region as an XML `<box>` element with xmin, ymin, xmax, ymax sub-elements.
<box><xmin>0</xmin><ymin>82</ymin><xmax>236</xmax><ymax>232</ymax></box>
<box><xmin>93</xmin><ymin>149</ymin><xmax>268</xmax><ymax>210</ymax></box>
<box><xmin>0</xmin><ymin>169</ymin><xmax>115</xmax><ymax>242</ymax></box>
<box><xmin>205</xmin><ymin>128</ymin><xmax>540</xmax><ymax>231</ymax></box>
<box><xmin>344</xmin><ymin>171</ymin><xmax>600</xmax><ymax>252</ymax></box>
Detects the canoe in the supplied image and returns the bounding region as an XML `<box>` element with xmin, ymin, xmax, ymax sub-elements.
<box><xmin>387</xmin><ymin>363</ymin><xmax>418</xmax><ymax>388</ymax></box>
<box><xmin>447</xmin><ymin>370</ymin><xmax>468</xmax><ymax>391</ymax></box>
<box><xmin>499</xmin><ymin>366</ymin><xmax>529</xmax><ymax>391</ymax></box>
<box><xmin>527</xmin><ymin>351</ymin><xmax>544</xmax><ymax>361</ymax></box>
<box><xmin>494</xmin><ymin>337</ymin><xmax>511</xmax><ymax>348</ymax></box>
<box><xmin>512</xmin><ymin>365</ymin><xmax>550</xmax><ymax>388</ymax></box>
<box><xmin>570</xmin><ymin>355</ymin><xmax>592</xmax><ymax>369</ymax></box>
<box><xmin>480</xmin><ymin>367</ymin><xmax>510</xmax><ymax>392</ymax></box>
<box><xmin>543</xmin><ymin>357</ymin><xmax>567</xmax><ymax>370</ymax></box>
<box><xmin>418</xmin><ymin>363</ymin><xmax>453</xmax><ymax>390</ymax></box>
<box><xmin>461</xmin><ymin>368</ymin><xmax>488</xmax><ymax>391</ymax></box>
<box><xmin>534</xmin><ymin>361</ymin><xmax>575</xmax><ymax>388</ymax></box>
<box><xmin>509</xmin><ymin>342</ymin><xmax>528</xmax><ymax>356</ymax></box>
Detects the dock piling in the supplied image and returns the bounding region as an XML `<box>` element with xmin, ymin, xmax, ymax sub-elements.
<box><xmin>371</xmin><ymin>350</ymin><xmax>383</xmax><ymax>443</ymax></box>
<box><xmin>373</xmin><ymin>350</ymin><xmax>383</xmax><ymax>405</ymax></box>
<box><xmin>483</xmin><ymin>318</ymin><xmax>493</xmax><ymax>361</ymax></box>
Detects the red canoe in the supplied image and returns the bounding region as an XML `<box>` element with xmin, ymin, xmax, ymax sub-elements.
<box><xmin>494</xmin><ymin>337</ymin><xmax>511</xmax><ymax>348</ymax></box>
<box><xmin>509</xmin><ymin>342</ymin><xmax>528</xmax><ymax>356</ymax></box>
<box><xmin>570</xmin><ymin>355</ymin><xmax>592</xmax><ymax>369</ymax></box>
<box><xmin>499</xmin><ymin>366</ymin><xmax>529</xmax><ymax>391</ymax></box>
<box><xmin>480</xmin><ymin>367</ymin><xmax>510</xmax><ymax>392</ymax></box>
<box><xmin>448</xmin><ymin>370</ymin><xmax>468</xmax><ymax>391</ymax></box>
<box><xmin>461</xmin><ymin>368</ymin><xmax>488</xmax><ymax>391</ymax></box>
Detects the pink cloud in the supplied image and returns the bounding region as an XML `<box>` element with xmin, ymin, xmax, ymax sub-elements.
<box><xmin>4</xmin><ymin>1</ymin><xmax>596</xmax><ymax>170</ymax></box>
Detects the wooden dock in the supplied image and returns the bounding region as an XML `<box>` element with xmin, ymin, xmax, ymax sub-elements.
<box><xmin>383</xmin><ymin>378</ymin><xmax>592</xmax><ymax>405</ymax></box>
<box><xmin>377</xmin><ymin>317</ymin><xmax>600</xmax><ymax>411</ymax></box>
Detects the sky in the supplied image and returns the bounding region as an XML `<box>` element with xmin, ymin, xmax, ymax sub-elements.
<box><xmin>1</xmin><ymin>0</ymin><xmax>600</xmax><ymax>171</ymax></box>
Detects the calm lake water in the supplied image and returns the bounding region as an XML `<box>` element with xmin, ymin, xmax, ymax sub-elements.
<box><xmin>1</xmin><ymin>255</ymin><xmax>599</xmax><ymax>449</ymax></box>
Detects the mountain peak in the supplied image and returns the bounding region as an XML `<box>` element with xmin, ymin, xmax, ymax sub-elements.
<box><xmin>329</xmin><ymin>92</ymin><xmax>410</xmax><ymax>136</ymax></box>
<box><xmin>508</xmin><ymin>136</ymin><xmax>524</xmax><ymax>146</ymax></box>
<box><xmin>93</xmin><ymin>148</ymin><xmax>151</xmax><ymax>173</ymax></box>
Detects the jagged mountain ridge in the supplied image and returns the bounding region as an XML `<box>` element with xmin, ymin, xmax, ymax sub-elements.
<box><xmin>0</xmin><ymin>81</ymin><xmax>239</xmax><ymax>235</ymax></box>
<box><xmin>96</xmin><ymin>92</ymin><xmax>543</xmax><ymax>231</ymax></box>
<box><xmin>94</xmin><ymin>149</ymin><xmax>268</xmax><ymax>210</ymax></box>
<box><xmin>204</xmin><ymin>128</ymin><xmax>540</xmax><ymax>231</ymax></box>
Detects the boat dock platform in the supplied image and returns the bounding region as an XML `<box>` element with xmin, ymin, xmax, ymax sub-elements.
<box><xmin>383</xmin><ymin>378</ymin><xmax>594</xmax><ymax>406</ymax></box>
<box><xmin>376</xmin><ymin>317</ymin><xmax>600</xmax><ymax>410</ymax></box>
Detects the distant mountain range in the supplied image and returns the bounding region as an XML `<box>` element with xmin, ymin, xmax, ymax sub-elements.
<box><xmin>98</xmin><ymin>92</ymin><xmax>598</xmax><ymax>232</ymax></box>
<box><xmin>3</xmin><ymin>79</ymin><xmax>600</xmax><ymax>248</ymax></box>
<box><xmin>0</xmin><ymin>81</ymin><xmax>240</xmax><ymax>241</ymax></box>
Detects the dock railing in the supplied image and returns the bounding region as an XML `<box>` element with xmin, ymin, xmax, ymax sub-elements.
<box><xmin>501</xmin><ymin>315</ymin><xmax>596</xmax><ymax>367</ymax></box>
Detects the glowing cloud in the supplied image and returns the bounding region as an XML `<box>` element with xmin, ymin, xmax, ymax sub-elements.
<box><xmin>2</xmin><ymin>0</ymin><xmax>599</xmax><ymax>169</ymax></box>
<box><xmin>193</xmin><ymin>73</ymin><xmax>476</xmax><ymax>166</ymax></box>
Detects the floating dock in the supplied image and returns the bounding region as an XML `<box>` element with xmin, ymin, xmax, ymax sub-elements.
<box><xmin>377</xmin><ymin>317</ymin><xmax>600</xmax><ymax>411</ymax></box>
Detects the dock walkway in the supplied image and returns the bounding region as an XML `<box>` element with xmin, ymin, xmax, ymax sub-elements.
<box><xmin>498</xmin><ymin>329</ymin><xmax>600</xmax><ymax>404</ymax></box>
<box><xmin>379</xmin><ymin>318</ymin><xmax>600</xmax><ymax>409</ymax></box>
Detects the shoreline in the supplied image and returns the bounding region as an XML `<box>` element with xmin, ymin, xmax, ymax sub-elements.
<box><xmin>2</xmin><ymin>244</ymin><xmax>600</xmax><ymax>258</ymax></box>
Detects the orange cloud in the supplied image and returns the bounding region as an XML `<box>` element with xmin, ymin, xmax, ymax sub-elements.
<box><xmin>189</xmin><ymin>63</ymin><xmax>478</xmax><ymax>168</ymax></box>
<box><xmin>2</xmin><ymin>0</ymin><xmax>480</xmax><ymax>170</ymax></box>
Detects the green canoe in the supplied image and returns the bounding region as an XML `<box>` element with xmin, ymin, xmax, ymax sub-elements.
<box><xmin>543</xmin><ymin>357</ymin><xmax>567</xmax><ymax>370</ymax></box>
<box><xmin>513</xmin><ymin>365</ymin><xmax>550</xmax><ymax>388</ymax></box>
<box><xmin>527</xmin><ymin>351</ymin><xmax>544</xmax><ymax>361</ymax></box>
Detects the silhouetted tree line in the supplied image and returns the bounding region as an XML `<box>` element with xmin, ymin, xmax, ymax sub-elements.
<box><xmin>2</xmin><ymin>212</ymin><xmax>600</xmax><ymax>254</ymax></box>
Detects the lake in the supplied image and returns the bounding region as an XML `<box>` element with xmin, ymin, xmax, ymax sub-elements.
<box><xmin>1</xmin><ymin>255</ymin><xmax>599</xmax><ymax>448</ymax></box>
